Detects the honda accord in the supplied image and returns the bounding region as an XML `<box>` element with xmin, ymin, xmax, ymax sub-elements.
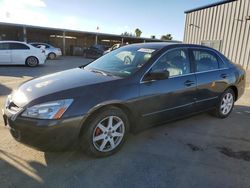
<box><xmin>2</xmin><ymin>43</ymin><xmax>246</xmax><ymax>157</ymax></box>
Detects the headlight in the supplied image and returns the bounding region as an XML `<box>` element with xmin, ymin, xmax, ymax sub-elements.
<box><xmin>21</xmin><ymin>99</ymin><xmax>73</xmax><ymax>119</ymax></box>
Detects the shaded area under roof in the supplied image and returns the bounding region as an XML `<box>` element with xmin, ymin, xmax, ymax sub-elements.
<box><xmin>185</xmin><ymin>0</ymin><xmax>237</xmax><ymax>14</ymax></box>
<box><xmin>0</xmin><ymin>22</ymin><xmax>181</xmax><ymax>43</ymax></box>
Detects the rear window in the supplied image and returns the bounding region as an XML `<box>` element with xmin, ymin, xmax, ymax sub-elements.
<box><xmin>30</xmin><ymin>43</ymin><xmax>40</xmax><ymax>47</ymax></box>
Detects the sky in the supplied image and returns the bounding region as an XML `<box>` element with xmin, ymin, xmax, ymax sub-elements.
<box><xmin>0</xmin><ymin>0</ymin><xmax>220</xmax><ymax>41</ymax></box>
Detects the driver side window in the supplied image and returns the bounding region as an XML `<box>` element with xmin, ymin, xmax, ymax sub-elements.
<box><xmin>151</xmin><ymin>49</ymin><xmax>190</xmax><ymax>77</ymax></box>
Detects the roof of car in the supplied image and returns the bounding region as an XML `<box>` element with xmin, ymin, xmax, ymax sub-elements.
<box><xmin>29</xmin><ymin>42</ymin><xmax>50</xmax><ymax>45</ymax></box>
<box><xmin>0</xmin><ymin>40</ymin><xmax>27</xmax><ymax>44</ymax></box>
<box><xmin>127</xmin><ymin>42</ymin><xmax>214</xmax><ymax>51</ymax></box>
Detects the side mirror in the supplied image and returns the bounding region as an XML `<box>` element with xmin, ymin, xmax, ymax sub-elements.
<box><xmin>143</xmin><ymin>69</ymin><xmax>169</xmax><ymax>81</ymax></box>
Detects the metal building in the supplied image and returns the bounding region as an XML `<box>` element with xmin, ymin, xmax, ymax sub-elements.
<box><xmin>184</xmin><ymin>0</ymin><xmax>250</xmax><ymax>70</ymax></box>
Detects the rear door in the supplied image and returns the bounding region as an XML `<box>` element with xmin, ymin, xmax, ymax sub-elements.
<box><xmin>0</xmin><ymin>43</ymin><xmax>11</xmax><ymax>64</ymax></box>
<box><xmin>139</xmin><ymin>48</ymin><xmax>197</xmax><ymax>126</ymax></box>
<box><xmin>10</xmin><ymin>43</ymin><xmax>31</xmax><ymax>64</ymax></box>
<box><xmin>190</xmin><ymin>48</ymin><xmax>230</xmax><ymax>111</ymax></box>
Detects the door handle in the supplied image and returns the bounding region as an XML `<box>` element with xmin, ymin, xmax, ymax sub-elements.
<box><xmin>220</xmin><ymin>74</ymin><xmax>228</xmax><ymax>79</ymax></box>
<box><xmin>184</xmin><ymin>80</ymin><xmax>195</xmax><ymax>87</ymax></box>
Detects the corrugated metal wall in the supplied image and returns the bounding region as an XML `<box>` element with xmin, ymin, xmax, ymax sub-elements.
<box><xmin>184</xmin><ymin>0</ymin><xmax>250</xmax><ymax>70</ymax></box>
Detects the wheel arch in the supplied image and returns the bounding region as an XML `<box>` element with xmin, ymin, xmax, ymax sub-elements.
<box><xmin>48</xmin><ymin>52</ymin><xmax>56</xmax><ymax>59</ymax></box>
<box><xmin>227</xmin><ymin>85</ymin><xmax>238</xmax><ymax>101</ymax></box>
<box><xmin>79</xmin><ymin>102</ymin><xmax>137</xmax><ymax>137</ymax></box>
<box><xmin>25</xmin><ymin>56</ymin><xmax>39</xmax><ymax>66</ymax></box>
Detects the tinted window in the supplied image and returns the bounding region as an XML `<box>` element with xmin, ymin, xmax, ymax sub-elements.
<box><xmin>40</xmin><ymin>44</ymin><xmax>50</xmax><ymax>49</ymax></box>
<box><xmin>0</xmin><ymin>43</ymin><xmax>9</xmax><ymax>50</ymax></box>
<box><xmin>192</xmin><ymin>50</ymin><xmax>219</xmax><ymax>72</ymax></box>
<box><xmin>30</xmin><ymin>43</ymin><xmax>40</xmax><ymax>47</ymax></box>
<box><xmin>90</xmin><ymin>47</ymin><xmax>98</xmax><ymax>50</ymax></box>
<box><xmin>10</xmin><ymin>43</ymin><xmax>30</xmax><ymax>50</ymax></box>
<box><xmin>151</xmin><ymin>49</ymin><xmax>190</xmax><ymax>77</ymax></box>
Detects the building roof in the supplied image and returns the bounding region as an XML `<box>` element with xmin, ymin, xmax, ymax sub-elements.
<box><xmin>0</xmin><ymin>22</ymin><xmax>181</xmax><ymax>43</ymax></box>
<box><xmin>184</xmin><ymin>0</ymin><xmax>237</xmax><ymax>14</ymax></box>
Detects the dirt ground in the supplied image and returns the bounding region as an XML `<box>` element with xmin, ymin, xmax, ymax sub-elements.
<box><xmin>0</xmin><ymin>57</ymin><xmax>250</xmax><ymax>188</ymax></box>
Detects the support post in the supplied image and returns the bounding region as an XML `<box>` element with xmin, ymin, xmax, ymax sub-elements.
<box><xmin>95</xmin><ymin>35</ymin><xmax>98</xmax><ymax>45</ymax></box>
<box><xmin>121</xmin><ymin>38</ymin><xmax>124</xmax><ymax>44</ymax></box>
<box><xmin>23</xmin><ymin>26</ymin><xmax>27</xmax><ymax>42</ymax></box>
<box><xmin>63</xmin><ymin>31</ymin><xmax>66</xmax><ymax>55</ymax></box>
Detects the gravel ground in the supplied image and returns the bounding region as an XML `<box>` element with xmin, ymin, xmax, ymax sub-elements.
<box><xmin>0</xmin><ymin>57</ymin><xmax>250</xmax><ymax>188</ymax></box>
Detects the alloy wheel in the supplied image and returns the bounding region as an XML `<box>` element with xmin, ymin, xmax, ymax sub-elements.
<box><xmin>27</xmin><ymin>57</ymin><xmax>38</xmax><ymax>67</ymax></box>
<box><xmin>220</xmin><ymin>93</ymin><xmax>234</xmax><ymax>115</ymax></box>
<box><xmin>92</xmin><ymin>116</ymin><xmax>125</xmax><ymax>152</ymax></box>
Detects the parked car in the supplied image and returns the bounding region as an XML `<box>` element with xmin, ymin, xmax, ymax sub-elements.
<box><xmin>104</xmin><ymin>43</ymin><xmax>125</xmax><ymax>54</ymax></box>
<box><xmin>2</xmin><ymin>43</ymin><xmax>246</xmax><ymax>157</ymax></box>
<box><xmin>29</xmin><ymin>42</ymin><xmax>62</xmax><ymax>60</ymax></box>
<box><xmin>83</xmin><ymin>44</ymin><xmax>109</xmax><ymax>59</ymax></box>
<box><xmin>0</xmin><ymin>41</ymin><xmax>46</xmax><ymax>67</ymax></box>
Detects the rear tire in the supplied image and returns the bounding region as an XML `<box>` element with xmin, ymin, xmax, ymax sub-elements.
<box><xmin>211</xmin><ymin>88</ymin><xmax>235</xmax><ymax>118</ymax></box>
<box><xmin>25</xmin><ymin>56</ymin><xmax>39</xmax><ymax>67</ymax></box>
<box><xmin>80</xmin><ymin>107</ymin><xmax>129</xmax><ymax>157</ymax></box>
<box><xmin>48</xmin><ymin>53</ymin><xmax>56</xmax><ymax>60</ymax></box>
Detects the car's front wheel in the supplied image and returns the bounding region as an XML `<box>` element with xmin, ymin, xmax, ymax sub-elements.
<box><xmin>80</xmin><ymin>107</ymin><xmax>129</xmax><ymax>157</ymax></box>
<box><xmin>212</xmin><ymin>88</ymin><xmax>235</xmax><ymax>118</ymax></box>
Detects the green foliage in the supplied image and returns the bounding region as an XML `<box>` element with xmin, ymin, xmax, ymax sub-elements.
<box><xmin>161</xmin><ymin>34</ymin><xmax>173</xmax><ymax>40</ymax></box>
<box><xmin>135</xmin><ymin>28</ymin><xmax>142</xmax><ymax>37</ymax></box>
<box><xmin>121</xmin><ymin>32</ymin><xmax>133</xmax><ymax>37</ymax></box>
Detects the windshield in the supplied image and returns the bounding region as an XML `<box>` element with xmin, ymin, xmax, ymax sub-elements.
<box><xmin>85</xmin><ymin>46</ymin><xmax>158</xmax><ymax>77</ymax></box>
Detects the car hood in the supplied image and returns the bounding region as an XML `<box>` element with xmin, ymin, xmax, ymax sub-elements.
<box><xmin>12</xmin><ymin>68</ymin><xmax>119</xmax><ymax>107</ymax></box>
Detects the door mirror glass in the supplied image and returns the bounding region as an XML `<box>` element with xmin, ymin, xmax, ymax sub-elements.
<box><xmin>144</xmin><ymin>69</ymin><xmax>169</xmax><ymax>81</ymax></box>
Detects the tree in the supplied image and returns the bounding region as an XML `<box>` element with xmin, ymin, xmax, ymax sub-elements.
<box><xmin>161</xmin><ymin>34</ymin><xmax>173</xmax><ymax>40</ymax></box>
<box><xmin>135</xmin><ymin>28</ymin><xmax>142</xmax><ymax>37</ymax></box>
<box><xmin>121</xmin><ymin>32</ymin><xmax>133</xmax><ymax>37</ymax></box>
<box><xmin>151</xmin><ymin>35</ymin><xmax>156</xmax><ymax>39</ymax></box>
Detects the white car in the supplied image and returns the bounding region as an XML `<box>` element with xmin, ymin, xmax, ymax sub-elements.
<box><xmin>29</xmin><ymin>42</ymin><xmax>62</xmax><ymax>60</ymax></box>
<box><xmin>0</xmin><ymin>41</ymin><xmax>46</xmax><ymax>67</ymax></box>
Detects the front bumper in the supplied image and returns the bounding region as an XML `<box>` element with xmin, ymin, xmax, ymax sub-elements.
<box><xmin>2</xmin><ymin>108</ymin><xmax>84</xmax><ymax>151</ymax></box>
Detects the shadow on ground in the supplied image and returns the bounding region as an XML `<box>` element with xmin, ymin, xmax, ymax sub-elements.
<box><xmin>0</xmin><ymin>84</ymin><xmax>12</xmax><ymax>96</ymax></box>
<box><xmin>1</xmin><ymin>105</ymin><xmax>250</xmax><ymax>187</ymax></box>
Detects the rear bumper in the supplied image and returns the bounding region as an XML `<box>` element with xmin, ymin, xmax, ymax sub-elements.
<box><xmin>3</xmin><ymin>108</ymin><xmax>84</xmax><ymax>151</ymax></box>
<box><xmin>56</xmin><ymin>51</ymin><xmax>62</xmax><ymax>57</ymax></box>
<box><xmin>39</xmin><ymin>56</ymin><xmax>47</xmax><ymax>65</ymax></box>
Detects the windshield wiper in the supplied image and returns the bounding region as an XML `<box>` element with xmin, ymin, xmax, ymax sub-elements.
<box><xmin>89</xmin><ymin>68</ymin><xmax>114</xmax><ymax>77</ymax></box>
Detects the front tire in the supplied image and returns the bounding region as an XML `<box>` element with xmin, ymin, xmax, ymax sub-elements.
<box><xmin>48</xmin><ymin>53</ymin><xmax>56</xmax><ymax>60</ymax></box>
<box><xmin>25</xmin><ymin>56</ymin><xmax>39</xmax><ymax>67</ymax></box>
<box><xmin>80</xmin><ymin>107</ymin><xmax>129</xmax><ymax>157</ymax></box>
<box><xmin>212</xmin><ymin>88</ymin><xmax>235</xmax><ymax>118</ymax></box>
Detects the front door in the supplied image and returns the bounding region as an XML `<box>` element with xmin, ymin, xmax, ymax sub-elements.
<box><xmin>138</xmin><ymin>48</ymin><xmax>197</xmax><ymax>126</ymax></box>
<box><xmin>0</xmin><ymin>43</ymin><xmax>11</xmax><ymax>64</ymax></box>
